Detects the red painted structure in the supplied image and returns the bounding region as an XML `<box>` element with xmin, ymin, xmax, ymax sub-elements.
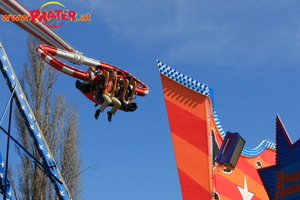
<box><xmin>159</xmin><ymin>61</ymin><xmax>276</xmax><ymax>200</ymax></box>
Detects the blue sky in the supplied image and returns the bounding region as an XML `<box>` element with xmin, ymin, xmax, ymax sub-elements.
<box><xmin>1</xmin><ymin>0</ymin><xmax>300</xmax><ymax>199</ymax></box>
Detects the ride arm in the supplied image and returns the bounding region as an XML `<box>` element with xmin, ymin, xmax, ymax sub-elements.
<box><xmin>0</xmin><ymin>0</ymin><xmax>74</xmax><ymax>52</ymax></box>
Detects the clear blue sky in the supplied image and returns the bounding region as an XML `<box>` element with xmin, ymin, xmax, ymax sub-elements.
<box><xmin>1</xmin><ymin>0</ymin><xmax>300</xmax><ymax>199</ymax></box>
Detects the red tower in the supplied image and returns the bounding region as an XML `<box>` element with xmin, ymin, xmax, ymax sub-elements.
<box><xmin>158</xmin><ymin>60</ymin><xmax>276</xmax><ymax>200</ymax></box>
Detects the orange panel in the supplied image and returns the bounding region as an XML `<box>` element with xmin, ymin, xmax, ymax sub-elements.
<box><xmin>160</xmin><ymin>73</ymin><xmax>276</xmax><ymax>200</ymax></box>
<box><xmin>161</xmin><ymin>74</ymin><xmax>213</xmax><ymax>199</ymax></box>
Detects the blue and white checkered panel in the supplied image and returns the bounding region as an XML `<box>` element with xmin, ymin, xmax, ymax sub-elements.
<box><xmin>213</xmin><ymin>109</ymin><xmax>226</xmax><ymax>137</ymax></box>
<box><xmin>266</xmin><ymin>140</ymin><xmax>276</xmax><ymax>149</ymax></box>
<box><xmin>242</xmin><ymin>140</ymin><xmax>276</xmax><ymax>157</ymax></box>
<box><xmin>157</xmin><ymin>60</ymin><xmax>212</xmax><ymax>97</ymax></box>
<box><xmin>214</xmin><ymin>103</ymin><xmax>276</xmax><ymax>157</ymax></box>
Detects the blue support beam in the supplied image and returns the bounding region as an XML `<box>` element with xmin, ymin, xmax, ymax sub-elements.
<box><xmin>0</xmin><ymin>42</ymin><xmax>72</xmax><ymax>200</ymax></box>
<box><xmin>0</xmin><ymin>152</ymin><xmax>12</xmax><ymax>200</ymax></box>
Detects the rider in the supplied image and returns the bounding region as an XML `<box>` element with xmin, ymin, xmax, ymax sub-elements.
<box><xmin>75</xmin><ymin>66</ymin><xmax>95</xmax><ymax>93</ymax></box>
<box><xmin>94</xmin><ymin>69</ymin><xmax>121</xmax><ymax>122</ymax></box>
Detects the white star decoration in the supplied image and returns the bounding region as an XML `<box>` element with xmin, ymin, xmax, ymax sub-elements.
<box><xmin>237</xmin><ymin>176</ymin><xmax>254</xmax><ymax>200</ymax></box>
<box><xmin>1</xmin><ymin>48</ymin><xmax>72</xmax><ymax>200</ymax></box>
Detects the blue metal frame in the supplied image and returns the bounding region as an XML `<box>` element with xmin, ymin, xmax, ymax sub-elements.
<box><xmin>0</xmin><ymin>94</ymin><xmax>13</xmax><ymax>200</ymax></box>
<box><xmin>0</xmin><ymin>152</ymin><xmax>12</xmax><ymax>200</ymax></box>
<box><xmin>0</xmin><ymin>42</ymin><xmax>72</xmax><ymax>200</ymax></box>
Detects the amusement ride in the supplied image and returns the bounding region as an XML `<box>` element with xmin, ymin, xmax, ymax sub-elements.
<box><xmin>0</xmin><ymin>0</ymin><xmax>149</xmax><ymax>199</ymax></box>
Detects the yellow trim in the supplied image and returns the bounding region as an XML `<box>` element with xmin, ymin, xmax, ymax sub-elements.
<box><xmin>40</xmin><ymin>2</ymin><xmax>66</xmax><ymax>9</ymax></box>
<box><xmin>102</xmin><ymin>71</ymin><xmax>117</xmax><ymax>96</ymax></box>
<box><xmin>120</xmin><ymin>80</ymin><xmax>136</xmax><ymax>104</ymax></box>
<box><xmin>119</xmin><ymin>79</ymin><xmax>129</xmax><ymax>100</ymax></box>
